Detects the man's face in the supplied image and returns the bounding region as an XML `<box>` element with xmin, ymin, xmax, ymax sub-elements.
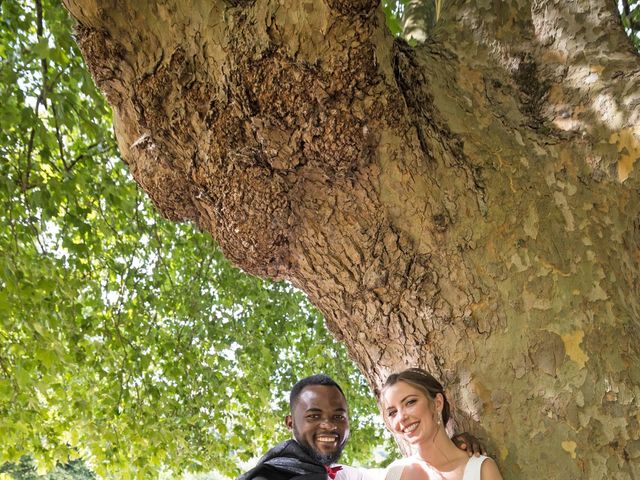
<box><xmin>286</xmin><ymin>385</ymin><xmax>350</xmax><ymax>465</ymax></box>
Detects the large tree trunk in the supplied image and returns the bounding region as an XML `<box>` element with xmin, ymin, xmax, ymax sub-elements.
<box><xmin>62</xmin><ymin>0</ymin><xmax>640</xmax><ymax>477</ymax></box>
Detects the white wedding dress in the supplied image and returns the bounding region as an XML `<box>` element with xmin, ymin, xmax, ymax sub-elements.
<box><xmin>384</xmin><ymin>455</ymin><xmax>489</xmax><ymax>480</ymax></box>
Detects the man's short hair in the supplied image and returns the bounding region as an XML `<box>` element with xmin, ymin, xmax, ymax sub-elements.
<box><xmin>289</xmin><ymin>374</ymin><xmax>346</xmax><ymax>410</ymax></box>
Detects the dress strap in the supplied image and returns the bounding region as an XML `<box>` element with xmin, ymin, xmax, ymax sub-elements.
<box><xmin>462</xmin><ymin>455</ymin><xmax>488</xmax><ymax>480</ymax></box>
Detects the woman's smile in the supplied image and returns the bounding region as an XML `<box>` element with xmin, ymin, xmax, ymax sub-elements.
<box><xmin>401</xmin><ymin>421</ymin><xmax>420</xmax><ymax>435</ymax></box>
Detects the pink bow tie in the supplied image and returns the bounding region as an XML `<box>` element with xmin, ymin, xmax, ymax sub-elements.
<box><xmin>324</xmin><ymin>465</ymin><xmax>343</xmax><ymax>479</ymax></box>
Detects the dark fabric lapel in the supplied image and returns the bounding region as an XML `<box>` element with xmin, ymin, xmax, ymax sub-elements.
<box><xmin>237</xmin><ymin>440</ymin><xmax>328</xmax><ymax>480</ymax></box>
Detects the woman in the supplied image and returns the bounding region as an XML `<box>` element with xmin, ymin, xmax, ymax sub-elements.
<box><xmin>379</xmin><ymin>368</ymin><xmax>503</xmax><ymax>480</ymax></box>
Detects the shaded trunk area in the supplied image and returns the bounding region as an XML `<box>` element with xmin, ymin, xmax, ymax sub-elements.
<box><xmin>63</xmin><ymin>0</ymin><xmax>640</xmax><ymax>477</ymax></box>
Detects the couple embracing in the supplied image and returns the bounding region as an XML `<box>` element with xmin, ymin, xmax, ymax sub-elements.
<box><xmin>239</xmin><ymin>369</ymin><xmax>502</xmax><ymax>480</ymax></box>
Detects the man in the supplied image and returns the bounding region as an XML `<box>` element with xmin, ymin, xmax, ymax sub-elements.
<box><xmin>238</xmin><ymin>374</ymin><xmax>365</xmax><ymax>480</ymax></box>
<box><xmin>238</xmin><ymin>374</ymin><xmax>480</xmax><ymax>480</ymax></box>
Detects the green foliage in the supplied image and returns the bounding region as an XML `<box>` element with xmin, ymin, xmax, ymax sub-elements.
<box><xmin>620</xmin><ymin>0</ymin><xmax>640</xmax><ymax>50</ymax></box>
<box><xmin>0</xmin><ymin>1</ymin><xmax>390</xmax><ymax>478</ymax></box>
<box><xmin>382</xmin><ymin>1</ymin><xmax>405</xmax><ymax>37</ymax></box>
<box><xmin>1</xmin><ymin>456</ymin><xmax>94</xmax><ymax>480</ymax></box>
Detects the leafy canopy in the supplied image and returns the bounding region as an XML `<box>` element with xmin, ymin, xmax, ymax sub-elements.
<box><xmin>0</xmin><ymin>456</ymin><xmax>95</xmax><ymax>480</ymax></box>
<box><xmin>0</xmin><ymin>1</ymin><xmax>388</xmax><ymax>478</ymax></box>
<box><xmin>620</xmin><ymin>0</ymin><xmax>640</xmax><ymax>50</ymax></box>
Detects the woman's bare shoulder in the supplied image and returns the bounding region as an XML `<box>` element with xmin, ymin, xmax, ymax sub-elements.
<box><xmin>480</xmin><ymin>457</ymin><xmax>503</xmax><ymax>480</ymax></box>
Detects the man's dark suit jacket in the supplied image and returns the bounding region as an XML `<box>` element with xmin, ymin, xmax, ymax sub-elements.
<box><xmin>237</xmin><ymin>440</ymin><xmax>329</xmax><ymax>480</ymax></box>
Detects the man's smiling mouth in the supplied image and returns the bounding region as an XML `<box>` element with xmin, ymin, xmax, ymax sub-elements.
<box><xmin>316</xmin><ymin>434</ymin><xmax>339</xmax><ymax>445</ymax></box>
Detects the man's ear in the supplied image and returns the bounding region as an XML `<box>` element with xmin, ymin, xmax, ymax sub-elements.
<box><xmin>285</xmin><ymin>414</ymin><xmax>293</xmax><ymax>432</ymax></box>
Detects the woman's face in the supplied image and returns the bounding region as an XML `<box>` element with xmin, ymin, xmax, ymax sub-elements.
<box><xmin>382</xmin><ymin>380</ymin><xmax>440</xmax><ymax>445</ymax></box>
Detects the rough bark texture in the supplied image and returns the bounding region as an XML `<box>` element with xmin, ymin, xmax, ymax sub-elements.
<box><xmin>62</xmin><ymin>0</ymin><xmax>640</xmax><ymax>477</ymax></box>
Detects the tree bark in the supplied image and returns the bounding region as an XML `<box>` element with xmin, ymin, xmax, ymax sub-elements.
<box><xmin>62</xmin><ymin>0</ymin><xmax>640</xmax><ymax>477</ymax></box>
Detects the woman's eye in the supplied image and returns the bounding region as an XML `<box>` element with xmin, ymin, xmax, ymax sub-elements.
<box><xmin>407</xmin><ymin>399</ymin><xmax>416</xmax><ymax>406</ymax></box>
